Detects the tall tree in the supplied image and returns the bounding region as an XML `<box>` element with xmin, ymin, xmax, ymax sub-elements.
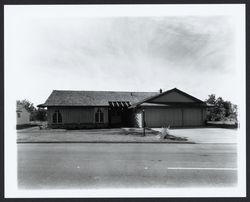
<box><xmin>205</xmin><ymin>94</ymin><xmax>217</xmax><ymax>121</ymax></box>
<box><xmin>214</xmin><ymin>97</ymin><xmax>226</xmax><ymax>121</ymax></box>
<box><xmin>34</xmin><ymin>108</ymin><xmax>47</xmax><ymax>121</ymax></box>
<box><xmin>206</xmin><ymin>94</ymin><xmax>216</xmax><ymax>105</ymax></box>
<box><xmin>17</xmin><ymin>99</ymin><xmax>48</xmax><ymax>121</ymax></box>
<box><xmin>205</xmin><ymin>95</ymin><xmax>237</xmax><ymax>122</ymax></box>
<box><xmin>17</xmin><ymin>99</ymin><xmax>36</xmax><ymax>113</ymax></box>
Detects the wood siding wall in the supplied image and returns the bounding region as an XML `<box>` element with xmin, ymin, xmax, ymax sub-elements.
<box><xmin>47</xmin><ymin>107</ymin><xmax>108</xmax><ymax>124</ymax></box>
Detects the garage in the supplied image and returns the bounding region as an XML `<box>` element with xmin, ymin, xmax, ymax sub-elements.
<box><xmin>144</xmin><ymin>108</ymin><xmax>182</xmax><ymax>127</ymax></box>
<box><xmin>132</xmin><ymin>88</ymin><xmax>208</xmax><ymax>128</ymax></box>
<box><xmin>183</xmin><ymin>108</ymin><xmax>204</xmax><ymax>126</ymax></box>
<box><xmin>137</xmin><ymin>107</ymin><xmax>206</xmax><ymax>128</ymax></box>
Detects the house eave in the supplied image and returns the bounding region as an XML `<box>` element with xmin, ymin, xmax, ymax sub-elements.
<box><xmin>130</xmin><ymin>102</ymin><xmax>212</xmax><ymax>109</ymax></box>
<box><xmin>38</xmin><ymin>104</ymin><xmax>109</xmax><ymax>108</ymax></box>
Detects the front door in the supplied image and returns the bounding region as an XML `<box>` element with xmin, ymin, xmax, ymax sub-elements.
<box><xmin>110</xmin><ymin>109</ymin><xmax>122</xmax><ymax>127</ymax></box>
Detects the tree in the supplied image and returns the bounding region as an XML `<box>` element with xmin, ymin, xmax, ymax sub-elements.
<box><xmin>214</xmin><ymin>97</ymin><xmax>226</xmax><ymax>121</ymax></box>
<box><xmin>17</xmin><ymin>99</ymin><xmax>37</xmax><ymax>121</ymax></box>
<box><xmin>17</xmin><ymin>99</ymin><xmax>36</xmax><ymax>113</ymax></box>
<box><xmin>223</xmin><ymin>101</ymin><xmax>233</xmax><ymax>117</ymax></box>
<box><xmin>34</xmin><ymin>108</ymin><xmax>47</xmax><ymax>121</ymax></box>
<box><xmin>205</xmin><ymin>95</ymin><xmax>237</xmax><ymax>122</ymax></box>
<box><xmin>17</xmin><ymin>99</ymin><xmax>47</xmax><ymax>121</ymax></box>
<box><xmin>229</xmin><ymin>104</ymin><xmax>238</xmax><ymax>121</ymax></box>
<box><xmin>206</xmin><ymin>94</ymin><xmax>216</xmax><ymax>105</ymax></box>
<box><xmin>205</xmin><ymin>94</ymin><xmax>217</xmax><ymax>121</ymax></box>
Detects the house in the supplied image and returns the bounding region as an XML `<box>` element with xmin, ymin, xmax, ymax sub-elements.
<box><xmin>37</xmin><ymin>88</ymin><xmax>210</xmax><ymax>129</ymax></box>
<box><xmin>16</xmin><ymin>103</ymin><xmax>31</xmax><ymax>126</ymax></box>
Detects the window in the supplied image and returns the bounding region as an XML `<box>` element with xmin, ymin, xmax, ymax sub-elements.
<box><xmin>95</xmin><ymin>109</ymin><xmax>104</xmax><ymax>123</ymax></box>
<box><xmin>52</xmin><ymin>110</ymin><xmax>62</xmax><ymax>123</ymax></box>
<box><xmin>17</xmin><ymin>112</ymin><xmax>21</xmax><ymax>118</ymax></box>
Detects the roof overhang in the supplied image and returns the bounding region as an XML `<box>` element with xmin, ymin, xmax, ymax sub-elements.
<box><xmin>37</xmin><ymin>104</ymin><xmax>46</xmax><ymax>108</ymax></box>
<box><xmin>37</xmin><ymin>104</ymin><xmax>109</xmax><ymax>108</ymax></box>
<box><xmin>130</xmin><ymin>102</ymin><xmax>213</xmax><ymax>109</ymax></box>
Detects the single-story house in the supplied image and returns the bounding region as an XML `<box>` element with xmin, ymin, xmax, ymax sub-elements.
<box><xmin>37</xmin><ymin>88</ymin><xmax>210</xmax><ymax>129</ymax></box>
<box><xmin>16</xmin><ymin>103</ymin><xmax>31</xmax><ymax>126</ymax></box>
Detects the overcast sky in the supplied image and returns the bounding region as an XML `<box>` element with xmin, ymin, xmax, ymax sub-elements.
<box><xmin>5</xmin><ymin>5</ymin><xmax>245</xmax><ymax>106</ymax></box>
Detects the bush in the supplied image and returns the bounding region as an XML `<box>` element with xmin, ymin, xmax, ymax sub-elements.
<box><xmin>16</xmin><ymin>124</ymin><xmax>38</xmax><ymax>130</ymax></box>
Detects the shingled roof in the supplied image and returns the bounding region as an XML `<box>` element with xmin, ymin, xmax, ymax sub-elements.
<box><xmin>38</xmin><ymin>90</ymin><xmax>159</xmax><ymax>107</ymax></box>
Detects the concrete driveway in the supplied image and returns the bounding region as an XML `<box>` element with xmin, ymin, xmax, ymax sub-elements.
<box><xmin>153</xmin><ymin>128</ymin><xmax>238</xmax><ymax>144</ymax></box>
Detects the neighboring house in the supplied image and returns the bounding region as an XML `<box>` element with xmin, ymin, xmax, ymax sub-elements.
<box><xmin>37</xmin><ymin>88</ymin><xmax>210</xmax><ymax>129</ymax></box>
<box><xmin>16</xmin><ymin>103</ymin><xmax>31</xmax><ymax>125</ymax></box>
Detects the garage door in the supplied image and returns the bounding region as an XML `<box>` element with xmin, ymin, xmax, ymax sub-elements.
<box><xmin>183</xmin><ymin>108</ymin><xmax>202</xmax><ymax>126</ymax></box>
<box><xmin>145</xmin><ymin>108</ymin><xmax>182</xmax><ymax>127</ymax></box>
<box><xmin>142</xmin><ymin>108</ymin><xmax>204</xmax><ymax>128</ymax></box>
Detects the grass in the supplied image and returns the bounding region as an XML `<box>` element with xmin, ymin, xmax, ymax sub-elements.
<box><xmin>122</xmin><ymin>128</ymin><xmax>159</xmax><ymax>136</ymax></box>
<box><xmin>16</xmin><ymin>127</ymin><xmax>189</xmax><ymax>143</ymax></box>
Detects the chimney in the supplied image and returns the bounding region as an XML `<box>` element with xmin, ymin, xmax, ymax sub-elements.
<box><xmin>159</xmin><ymin>88</ymin><xmax>162</xmax><ymax>93</ymax></box>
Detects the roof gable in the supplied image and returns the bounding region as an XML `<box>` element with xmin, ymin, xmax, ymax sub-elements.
<box><xmin>130</xmin><ymin>88</ymin><xmax>204</xmax><ymax>107</ymax></box>
<box><xmin>149</xmin><ymin>89</ymin><xmax>202</xmax><ymax>104</ymax></box>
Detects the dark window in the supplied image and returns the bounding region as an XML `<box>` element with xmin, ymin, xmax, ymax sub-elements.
<box><xmin>95</xmin><ymin>113</ymin><xmax>99</xmax><ymax>123</ymax></box>
<box><xmin>52</xmin><ymin>110</ymin><xmax>62</xmax><ymax>124</ymax></box>
<box><xmin>100</xmin><ymin>112</ymin><xmax>104</xmax><ymax>123</ymax></box>
<box><xmin>17</xmin><ymin>113</ymin><xmax>21</xmax><ymax>118</ymax></box>
<box><xmin>53</xmin><ymin>112</ymin><xmax>57</xmax><ymax>123</ymax></box>
<box><xmin>95</xmin><ymin>109</ymin><xmax>104</xmax><ymax>123</ymax></box>
<box><xmin>58</xmin><ymin>112</ymin><xmax>62</xmax><ymax>123</ymax></box>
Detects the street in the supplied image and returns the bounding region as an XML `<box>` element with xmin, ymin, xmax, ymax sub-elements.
<box><xmin>18</xmin><ymin>143</ymin><xmax>237</xmax><ymax>189</ymax></box>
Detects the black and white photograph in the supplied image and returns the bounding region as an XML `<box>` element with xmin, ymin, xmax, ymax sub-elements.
<box><xmin>4</xmin><ymin>4</ymin><xmax>246</xmax><ymax>197</ymax></box>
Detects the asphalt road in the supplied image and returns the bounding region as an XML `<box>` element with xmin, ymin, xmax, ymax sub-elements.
<box><xmin>18</xmin><ymin>143</ymin><xmax>237</xmax><ymax>189</ymax></box>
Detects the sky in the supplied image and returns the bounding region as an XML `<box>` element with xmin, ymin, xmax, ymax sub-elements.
<box><xmin>5</xmin><ymin>5</ymin><xmax>245</xmax><ymax>106</ymax></box>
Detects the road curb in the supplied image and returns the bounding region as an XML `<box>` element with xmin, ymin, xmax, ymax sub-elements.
<box><xmin>17</xmin><ymin>141</ymin><xmax>195</xmax><ymax>144</ymax></box>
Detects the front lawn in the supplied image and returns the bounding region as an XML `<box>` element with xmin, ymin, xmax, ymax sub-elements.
<box><xmin>16</xmin><ymin>127</ymin><xmax>189</xmax><ymax>143</ymax></box>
